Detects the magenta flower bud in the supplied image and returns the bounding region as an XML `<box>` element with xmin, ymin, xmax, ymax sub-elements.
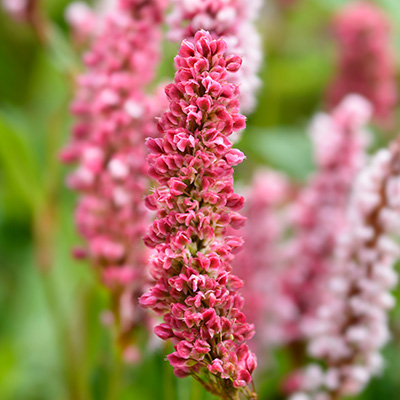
<box><xmin>226</xmin><ymin>55</ymin><xmax>243</xmax><ymax>72</ymax></box>
<box><xmin>208</xmin><ymin>359</ymin><xmax>224</xmax><ymax>374</ymax></box>
<box><xmin>167</xmin><ymin>353</ymin><xmax>187</xmax><ymax>368</ymax></box>
<box><xmin>193</xmin><ymin>339</ymin><xmax>210</xmax><ymax>355</ymax></box>
<box><xmin>169</xmin><ymin>178</ymin><xmax>187</xmax><ymax>196</ymax></box>
<box><xmin>140</xmin><ymin>31</ymin><xmax>256</xmax><ymax>398</ymax></box>
<box><xmin>176</xmin><ymin>341</ymin><xmax>193</xmax><ymax>359</ymax></box>
<box><xmin>233</xmin><ymin>370</ymin><xmax>252</xmax><ymax>388</ymax></box>
<box><xmin>154</xmin><ymin>324</ymin><xmax>174</xmax><ymax>340</ymax></box>
<box><xmin>246</xmin><ymin>352</ymin><xmax>257</xmax><ymax>374</ymax></box>
<box><xmin>225</xmin><ymin>149</ymin><xmax>246</xmax><ymax>166</ymax></box>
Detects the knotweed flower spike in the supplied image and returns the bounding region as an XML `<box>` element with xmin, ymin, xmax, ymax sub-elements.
<box><xmin>140</xmin><ymin>31</ymin><xmax>257</xmax><ymax>399</ymax></box>
<box><xmin>291</xmin><ymin>138</ymin><xmax>400</xmax><ymax>400</ymax></box>
<box><xmin>61</xmin><ymin>0</ymin><xmax>167</xmax><ymax>356</ymax></box>
<box><xmin>168</xmin><ymin>0</ymin><xmax>263</xmax><ymax>114</ymax></box>
<box><xmin>327</xmin><ymin>1</ymin><xmax>397</xmax><ymax>127</ymax></box>
<box><xmin>283</xmin><ymin>95</ymin><xmax>372</xmax><ymax>343</ymax></box>
<box><xmin>231</xmin><ymin>170</ymin><xmax>294</xmax><ymax>355</ymax></box>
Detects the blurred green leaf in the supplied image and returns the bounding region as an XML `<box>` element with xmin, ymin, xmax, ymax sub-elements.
<box><xmin>239</xmin><ymin>126</ymin><xmax>314</xmax><ymax>181</ymax></box>
<box><xmin>46</xmin><ymin>24</ymin><xmax>80</xmax><ymax>76</ymax></box>
<box><xmin>311</xmin><ymin>0</ymin><xmax>347</xmax><ymax>11</ymax></box>
<box><xmin>267</xmin><ymin>53</ymin><xmax>331</xmax><ymax>97</ymax></box>
<box><xmin>379</xmin><ymin>0</ymin><xmax>400</xmax><ymax>26</ymax></box>
<box><xmin>0</xmin><ymin>113</ymin><xmax>43</xmax><ymax>212</ymax></box>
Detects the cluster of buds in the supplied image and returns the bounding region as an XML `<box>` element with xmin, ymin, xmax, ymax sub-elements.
<box><xmin>327</xmin><ymin>1</ymin><xmax>398</xmax><ymax>127</ymax></box>
<box><xmin>61</xmin><ymin>0</ymin><xmax>167</xmax><ymax>355</ymax></box>
<box><xmin>167</xmin><ymin>0</ymin><xmax>263</xmax><ymax>114</ymax></box>
<box><xmin>140</xmin><ymin>31</ymin><xmax>257</xmax><ymax>399</ymax></box>
<box><xmin>291</xmin><ymin>138</ymin><xmax>400</xmax><ymax>400</ymax></box>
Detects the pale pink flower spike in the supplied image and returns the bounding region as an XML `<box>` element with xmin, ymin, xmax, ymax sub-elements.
<box><xmin>291</xmin><ymin>138</ymin><xmax>400</xmax><ymax>400</ymax></box>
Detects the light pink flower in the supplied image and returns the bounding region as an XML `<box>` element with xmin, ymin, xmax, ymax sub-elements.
<box><xmin>139</xmin><ymin>31</ymin><xmax>257</xmax><ymax>399</ymax></box>
<box><xmin>291</xmin><ymin>139</ymin><xmax>400</xmax><ymax>399</ymax></box>
<box><xmin>167</xmin><ymin>0</ymin><xmax>263</xmax><ymax>114</ymax></box>
<box><xmin>62</xmin><ymin>0</ymin><xmax>167</xmax><ymax>352</ymax></box>
<box><xmin>282</xmin><ymin>95</ymin><xmax>372</xmax><ymax>342</ymax></box>
<box><xmin>65</xmin><ymin>2</ymin><xmax>97</xmax><ymax>40</ymax></box>
<box><xmin>327</xmin><ymin>2</ymin><xmax>398</xmax><ymax>127</ymax></box>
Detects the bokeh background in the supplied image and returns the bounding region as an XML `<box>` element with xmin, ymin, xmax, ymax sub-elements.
<box><xmin>1</xmin><ymin>0</ymin><xmax>400</xmax><ymax>399</ymax></box>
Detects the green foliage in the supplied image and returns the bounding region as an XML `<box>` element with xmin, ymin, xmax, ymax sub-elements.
<box><xmin>238</xmin><ymin>126</ymin><xmax>314</xmax><ymax>181</ymax></box>
<box><xmin>0</xmin><ymin>113</ymin><xmax>43</xmax><ymax>214</ymax></box>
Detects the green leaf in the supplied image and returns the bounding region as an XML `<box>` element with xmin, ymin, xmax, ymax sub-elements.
<box><xmin>378</xmin><ymin>0</ymin><xmax>400</xmax><ymax>26</ymax></box>
<box><xmin>238</xmin><ymin>126</ymin><xmax>314</xmax><ymax>181</ymax></box>
<box><xmin>46</xmin><ymin>24</ymin><xmax>80</xmax><ymax>76</ymax></box>
<box><xmin>0</xmin><ymin>112</ymin><xmax>43</xmax><ymax>212</ymax></box>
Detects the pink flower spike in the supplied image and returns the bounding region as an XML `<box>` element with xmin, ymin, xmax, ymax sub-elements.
<box><xmin>167</xmin><ymin>0</ymin><xmax>263</xmax><ymax>114</ymax></box>
<box><xmin>292</xmin><ymin>138</ymin><xmax>400</xmax><ymax>399</ymax></box>
<box><xmin>140</xmin><ymin>31</ymin><xmax>256</xmax><ymax>399</ymax></box>
<box><xmin>62</xmin><ymin>0</ymin><xmax>168</xmax><ymax>358</ymax></box>
<box><xmin>282</xmin><ymin>94</ymin><xmax>371</xmax><ymax>343</ymax></box>
<box><xmin>327</xmin><ymin>2</ymin><xmax>398</xmax><ymax>127</ymax></box>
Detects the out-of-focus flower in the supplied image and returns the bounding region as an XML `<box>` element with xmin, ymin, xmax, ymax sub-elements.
<box><xmin>167</xmin><ymin>0</ymin><xmax>263</xmax><ymax>114</ymax></box>
<box><xmin>65</xmin><ymin>0</ymin><xmax>118</xmax><ymax>42</ymax></box>
<box><xmin>65</xmin><ymin>1</ymin><xmax>97</xmax><ymax>40</ymax></box>
<box><xmin>231</xmin><ymin>170</ymin><xmax>295</xmax><ymax>357</ymax></box>
<box><xmin>327</xmin><ymin>1</ymin><xmax>398</xmax><ymax>127</ymax></box>
<box><xmin>2</xmin><ymin>0</ymin><xmax>30</xmax><ymax>20</ymax></box>
<box><xmin>291</xmin><ymin>138</ymin><xmax>400</xmax><ymax>399</ymax></box>
<box><xmin>61</xmin><ymin>0</ymin><xmax>167</xmax><ymax>354</ymax></box>
<box><xmin>139</xmin><ymin>31</ymin><xmax>257</xmax><ymax>399</ymax></box>
<box><xmin>282</xmin><ymin>95</ymin><xmax>372</xmax><ymax>342</ymax></box>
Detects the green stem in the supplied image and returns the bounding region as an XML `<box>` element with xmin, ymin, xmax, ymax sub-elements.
<box><xmin>106</xmin><ymin>320</ymin><xmax>123</xmax><ymax>400</ymax></box>
<box><xmin>38</xmin><ymin>270</ymin><xmax>88</xmax><ymax>400</ymax></box>
<box><xmin>190</xmin><ymin>380</ymin><xmax>203</xmax><ymax>400</ymax></box>
<box><xmin>163</xmin><ymin>345</ymin><xmax>176</xmax><ymax>400</ymax></box>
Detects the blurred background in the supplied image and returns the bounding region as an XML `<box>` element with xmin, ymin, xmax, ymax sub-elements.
<box><xmin>1</xmin><ymin>0</ymin><xmax>400</xmax><ymax>399</ymax></box>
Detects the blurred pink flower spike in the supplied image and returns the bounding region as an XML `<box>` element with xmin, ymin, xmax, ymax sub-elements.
<box><xmin>167</xmin><ymin>0</ymin><xmax>263</xmax><ymax>115</ymax></box>
<box><xmin>291</xmin><ymin>137</ymin><xmax>400</xmax><ymax>400</ymax></box>
<box><xmin>61</xmin><ymin>0</ymin><xmax>167</xmax><ymax>355</ymax></box>
<box><xmin>281</xmin><ymin>94</ymin><xmax>372</xmax><ymax>344</ymax></box>
<box><xmin>327</xmin><ymin>1</ymin><xmax>398</xmax><ymax>128</ymax></box>
<box><xmin>139</xmin><ymin>31</ymin><xmax>257</xmax><ymax>399</ymax></box>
